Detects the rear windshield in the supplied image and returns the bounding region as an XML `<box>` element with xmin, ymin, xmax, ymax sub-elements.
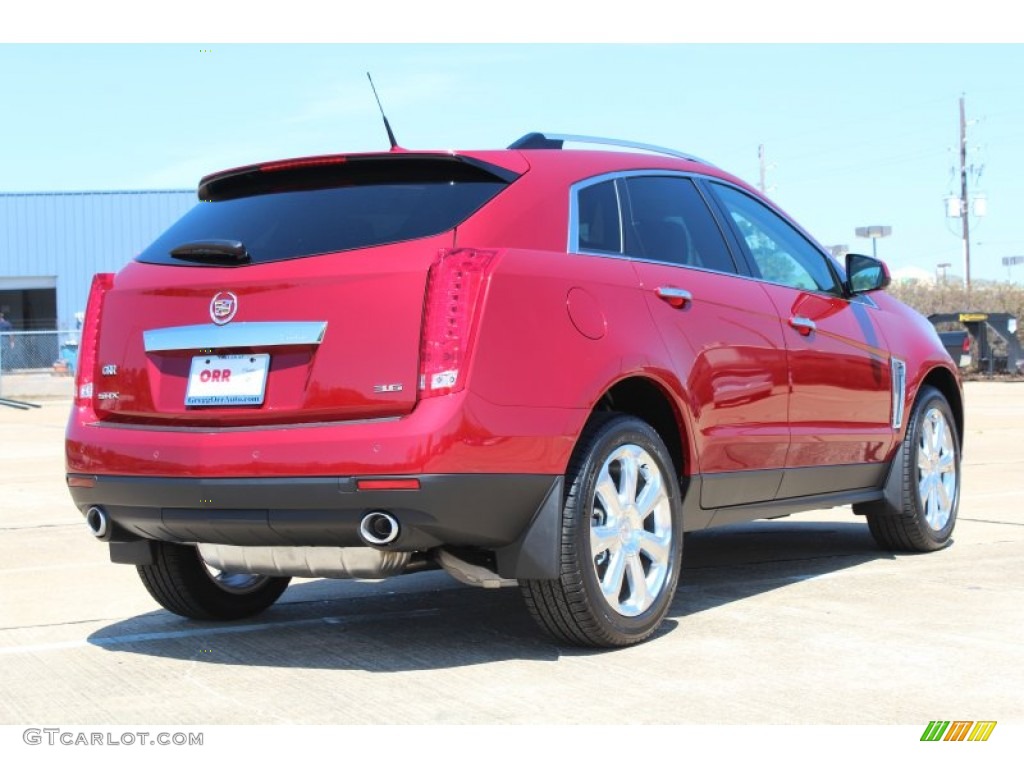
<box><xmin>137</xmin><ymin>157</ymin><xmax>511</xmax><ymax>266</ymax></box>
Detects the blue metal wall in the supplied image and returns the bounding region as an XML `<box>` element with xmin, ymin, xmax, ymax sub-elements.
<box><xmin>0</xmin><ymin>190</ymin><xmax>195</xmax><ymax>329</ymax></box>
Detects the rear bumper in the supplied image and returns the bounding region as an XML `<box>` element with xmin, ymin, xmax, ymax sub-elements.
<box><xmin>68</xmin><ymin>472</ymin><xmax>564</xmax><ymax>578</ymax></box>
<box><xmin>65</xmin><ymin>392</ymin><xmax>581</xmax><ymax>477</ymax></box>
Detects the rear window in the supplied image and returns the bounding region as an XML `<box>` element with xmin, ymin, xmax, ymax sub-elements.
<box><xmin>137</xmin><ymin>157</ymin><xmax>512</xmax><ymax>266</ymax></box>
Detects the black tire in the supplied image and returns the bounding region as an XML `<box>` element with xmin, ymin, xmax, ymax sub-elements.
<box><xmin>520</xmin><ymin>414</ymin><xmax>684</xmax><ymax>647</ymax></box>
<box><xmin>867</xmin><ymin>386</ymin><xmax>960</xmax><ymax>552</ymax></box>
<box><xmin>137</xmin><ymin>541</ymin><xmax>291</xmax><ymax>620</ymax></box>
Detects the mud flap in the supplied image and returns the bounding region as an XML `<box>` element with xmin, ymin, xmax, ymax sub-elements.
<box><xmin>109</xmin><ymin>540</ymin><xmax>156</xmax><ymax>565</ymax></box>
<box><xmin>494</xmin><ymin>477</ymin><xmax>563</xmax><ymax>580</ymax></box>
<box><xmin>853</xmin><ymin>450</ymin><xmax>906</xmax><ymax>517</ymax></box>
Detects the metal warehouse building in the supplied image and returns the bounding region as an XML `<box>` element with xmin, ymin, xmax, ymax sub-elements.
<box><xmin>0</xmin><ymin>190</ymin><xmax>195</xmax><ymax>331</ymax></box>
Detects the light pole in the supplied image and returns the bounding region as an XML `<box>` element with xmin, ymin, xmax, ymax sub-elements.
<box><xmin>936</xmin><ymin>262</ymin><xmax>952</xmax><ymax>283</ymax></box>
<box><xmin>855</xmin><ymin>226</ymin><xmax>892</xmax><ymax>259</ymax></box>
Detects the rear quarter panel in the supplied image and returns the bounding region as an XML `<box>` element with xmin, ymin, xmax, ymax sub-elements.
<box><xmin>467</xmin><ymin>249</ymin><xmax>666</xmax><ymax>410</ymax></box>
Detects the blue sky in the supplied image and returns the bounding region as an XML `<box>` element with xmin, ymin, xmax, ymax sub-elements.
<box><xmin>2</xmin><ymin>35</ymin><xmax>1023</xmax><ymax>283</ymax></box>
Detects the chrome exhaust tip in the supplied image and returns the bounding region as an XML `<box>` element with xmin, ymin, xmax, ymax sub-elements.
<box><xmin>85</xmin><ymin>506</ymin><xmax>110</xmax><ymax>540</ymax></box>
<box><xmin>359</xmin><ymin>511</ymin><xmax>400</xmax><ymax>546</ymax></box>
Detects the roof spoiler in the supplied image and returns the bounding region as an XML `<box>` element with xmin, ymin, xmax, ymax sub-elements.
<box><xmin>198</xmin><ymin>153</ymin><xmax>522</xmax><ymax>202</ymax></box>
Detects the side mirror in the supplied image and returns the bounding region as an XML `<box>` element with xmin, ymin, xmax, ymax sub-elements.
<box><xmin>845</xmin><ymin>253</ymin><xmax>891</xmax><ymax>295</ymax></box>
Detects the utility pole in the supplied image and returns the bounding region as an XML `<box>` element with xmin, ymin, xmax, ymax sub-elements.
<box><xmin>959</xmin><ymin>94</ymin><xmax>972</xmax><ymax>298</ymax></box>
<box><xmin>758</xmin><ymin>144</ymin><xmax>767</xmax><ymax>194</ymax></box>
<box><xmin>945</xmin><ymin>94</ymin><xmax>985</xmax><ymax>295</ymax></box>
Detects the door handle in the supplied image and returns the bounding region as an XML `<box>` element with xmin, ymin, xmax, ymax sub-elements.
<box><xmin>789</xmin><ymin>316</ymin><xmax>816</xmax><ymax>336</ymax></box>
<box><xmin>655</xmin><ymin>286</ymin><xmax>693</xmax><ymax>309</ymax></box>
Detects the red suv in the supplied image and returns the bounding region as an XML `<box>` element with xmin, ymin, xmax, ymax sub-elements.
<box><xmin>66</xmin><ymin>133</ymin><xmax>963</xmax><ymax>647</ymax></box>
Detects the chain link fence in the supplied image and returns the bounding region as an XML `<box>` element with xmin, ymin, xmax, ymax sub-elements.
<box><xmin>0</xmin><ymin>330</ymin><xmax>81</xmax><ymax>400</ymax></box>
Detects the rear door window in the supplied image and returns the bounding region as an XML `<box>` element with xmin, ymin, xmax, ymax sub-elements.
<box><xmin>572</xmin><ymin>174</ymin><xmax>740</xmax><ymax>276</ymax></box>
<box><xmin>622</xmin><ymin>176</ymin><xmax>739</xmax><ymax>274</ymax></box>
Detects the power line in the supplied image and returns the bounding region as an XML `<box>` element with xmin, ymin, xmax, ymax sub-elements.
<box><xmin>756</xmin><ymin>94</ymin><xmax>952</xmax><ymax>147</ymax></box>
<box><xmin>782</xmin><ymin>147</ymin><xmax>948</xmax><ymax>185</ymax></box>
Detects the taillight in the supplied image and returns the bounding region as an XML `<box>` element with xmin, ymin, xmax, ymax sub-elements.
<box><xmin>418</xmin><ymin>248</ymin><xmax>498</xmax><ymax>398</ymax></box>
<box><xmin>74</xmin><ymin>273</ymin><xmax>115</xmax><ymax>410</ymax></box>
<box><xmin>962</xmin><ymin>335</ymin><xmax>971</xmax><ymax>353</ymax></box>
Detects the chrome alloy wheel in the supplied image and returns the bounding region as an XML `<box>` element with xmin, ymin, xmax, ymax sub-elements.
<box><xmin>916</xmin><ymin>406</ymin><xmax>957</xmax><ymax>531</ymax></box>
<box><xmin>589</xmin><ymin>444</ymin><xmax>673</xmax><ymax>617</ymax></box>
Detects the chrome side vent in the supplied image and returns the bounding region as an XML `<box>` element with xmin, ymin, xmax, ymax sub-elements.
<box><xmin>891</xmin><ymin>357</ymin><xmax>907</xmax><ymax>429</ymax></box>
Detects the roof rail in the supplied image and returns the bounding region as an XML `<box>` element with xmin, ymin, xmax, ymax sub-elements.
<box><xmin>508</xmin><ymin>132</ymin><xmax>714</xmax><ymax>166</ymax></box>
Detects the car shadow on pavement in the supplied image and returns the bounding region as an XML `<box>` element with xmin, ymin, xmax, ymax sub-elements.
<box><xmin>86</xmin><ymin>518</ymin><xmax>893</xmax><ymax>671</ymax></box>
<box><xmin>672</xmin><ymin>518</ymin><xmax>891</xmax><ymax>617</ymax></box>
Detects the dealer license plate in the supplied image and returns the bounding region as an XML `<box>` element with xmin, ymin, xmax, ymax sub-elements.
<box><xmin>185</xmin><ymin>354</ymin><xmax>270</xmax><ymax>406</ymax></box>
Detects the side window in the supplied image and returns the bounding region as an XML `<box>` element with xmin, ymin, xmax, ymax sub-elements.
<box><xmin>576</xmin><ymin>180</ymin><xmax>622</xmax><ymax>254</ymax></box>
<box><xmin>622</xmin><ymin>176</ymin><xmax>738</xmax><ymax>274</ymax></box>
<box><xmin>710</xmin><ymin>183</ymin><xmax>839</xmax><ymax>292</ymax></box>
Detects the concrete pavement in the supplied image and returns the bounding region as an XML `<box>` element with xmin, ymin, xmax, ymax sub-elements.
<box><xmin>1</xmin><ymin>382</ymin><xmax>1021</xmax><ymax>725</ymax></box>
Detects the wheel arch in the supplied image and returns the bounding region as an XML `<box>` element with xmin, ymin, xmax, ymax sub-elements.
<box><xmin>856</xmin><ymin>366</ymin><xmax>963</xmax><ymax>530</ymax></box>
<box><xmin>860</xmin><ymin>372</ymin><xmax>961</xmax><ymax>550</ymax></box>
<box><xmin>590</xmin><ymin>375</ymin><xmax>691</xmax><ymax>479</ymax></box>
<box><xmin>497</xmin><ymin>374</ymin><xmax>692</xmax><ymax>584</ymax></box>
<box><xmin>916</xmin><ymin>365</ymin><xmax>964</xmax><ymax>447</ymax></box>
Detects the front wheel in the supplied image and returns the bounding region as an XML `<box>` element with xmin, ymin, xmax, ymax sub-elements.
<box><xmin>521</xmin><ymin>415</ymin><xmax>684</xmax><ymax>647</ymax></box>
<box><xmin>137</xmin><ymin>541</ymin><xmax>291</xmax><ymax>620</ymax></box>
<box><xmin>867</xmin><ymin>386</ymin><xmax>960</xmax><ymax>552</ymax></box>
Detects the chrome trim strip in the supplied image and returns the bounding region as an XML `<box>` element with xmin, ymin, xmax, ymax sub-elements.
<box><xmin>567</xmin><ymin>170</ymin><xmax>655</xmax><ymax>254</ymax></box>
<box><xmin>613</xmin><ymin>177</ymin><xmax>625</xmax><ymax>254</ymax></box>
<box><xmin>570</xmin><ymin>245</ymin><xmax>870</xmax><ymax>302</ymax></box>
<box><xmin>566</xmin><ymin>171</ymin><xmax>884</xmax><ymax>306</ymax></box>
<box><xmin>891</xmin><ymin>357</ymin><xmax>907</xmax><ymax>429</ymax></box>
<box><xmin>143</xmin><ymin>321</ymin><xmax>328</xmax><ymax>353</ymax></box>
<box><xmin>567</xmin><ymin>181</ymin><xmax>581</xmax><ymax>254</ymax></box>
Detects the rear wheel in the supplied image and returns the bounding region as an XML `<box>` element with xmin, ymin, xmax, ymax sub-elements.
<box><xmin>137</xmin><ymin>541</ymin><xmax>290</xmax><ymax>620</ymax></box>
<box><xmin>521</xmin><ymin>415</ymin><xmax>683</xmax><ymax>647</ymax></box>
<box><xmin>867</xmin><ymin>386</ymin><xmax>960</xmax><ymax>552</ymax></box>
